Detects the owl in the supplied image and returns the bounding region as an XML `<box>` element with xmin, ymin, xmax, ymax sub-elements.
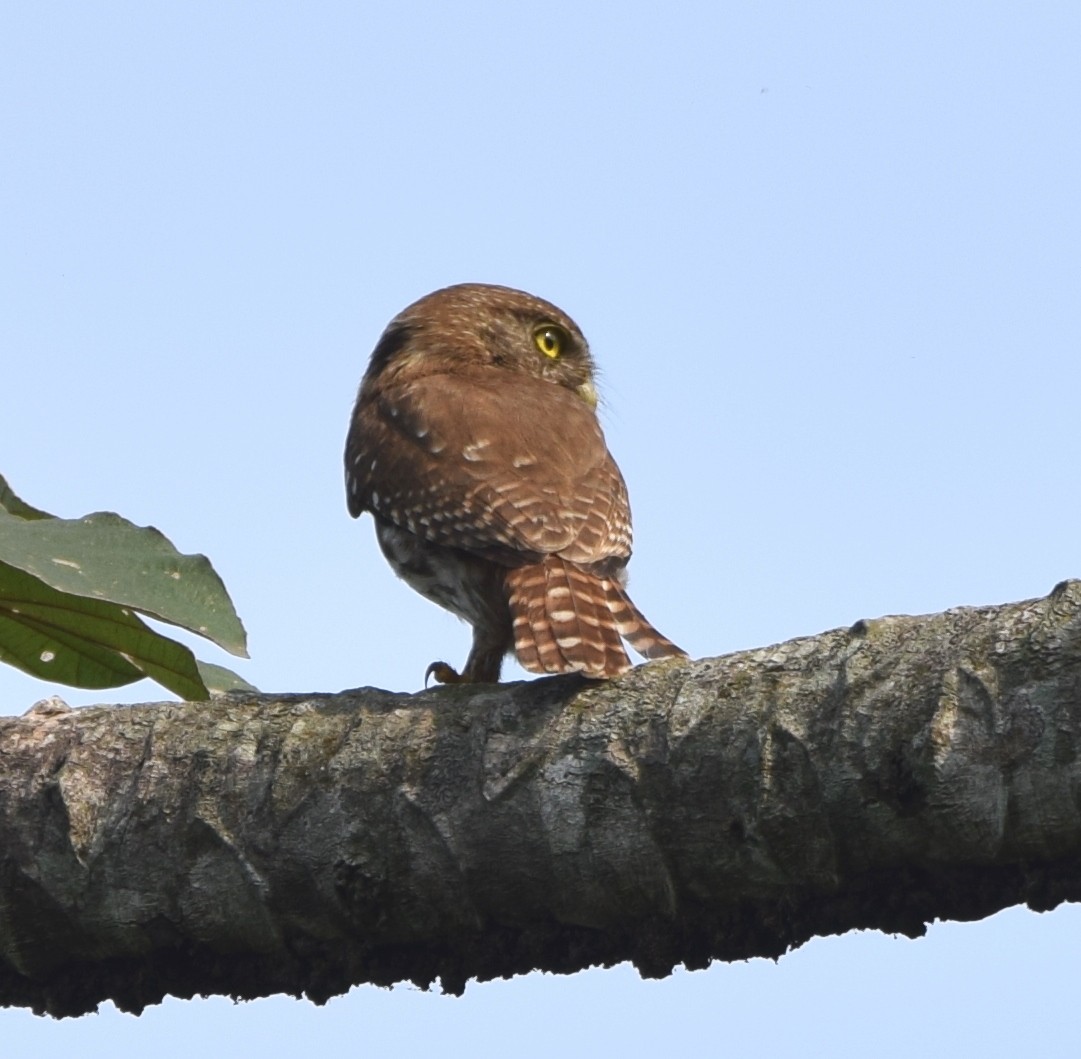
<box><xmin>344</xmin><ymin>283</ymin><xmax>685</xmax><ymax>683</ymax></box>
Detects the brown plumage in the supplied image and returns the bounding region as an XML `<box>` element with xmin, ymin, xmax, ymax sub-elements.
<box><xmin>344</xmin><ymin>282</ymin><xmax>685</xmax><ymax>683</ymax></box>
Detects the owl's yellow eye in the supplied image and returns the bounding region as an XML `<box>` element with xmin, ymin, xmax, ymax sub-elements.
<box><xmin>533</xmin><ymin>325</ymin><xmax>565</xmax><ymax>359</ymax></box>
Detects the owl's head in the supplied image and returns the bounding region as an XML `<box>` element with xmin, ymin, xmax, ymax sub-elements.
<box><xmin>364</xmin><ymin>283</ymin><xmax>599</xmax><ymax>407</ymax></box>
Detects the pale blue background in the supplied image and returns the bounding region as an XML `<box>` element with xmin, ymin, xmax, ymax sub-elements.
<box><xmin>2</xmin><ymin>2</ymin><xmax>1080</xmax><ymax>1054</ymax></box>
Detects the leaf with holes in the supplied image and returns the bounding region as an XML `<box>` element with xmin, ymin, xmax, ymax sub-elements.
<box><xmin>0</xmin><ymin>474</ymin><xmax>247</xmax><ymax>657</ymax></box>
<box><xmin>0</xmin><ymin>560</ymin><xmax>209</xmax><ymax>700</ymax></box>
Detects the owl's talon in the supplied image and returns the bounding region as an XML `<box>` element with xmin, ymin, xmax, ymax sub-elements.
<box><xmin>425</xmin><ymin>661</ymin><xmax>463</xmax><ymax>686</ymax></box>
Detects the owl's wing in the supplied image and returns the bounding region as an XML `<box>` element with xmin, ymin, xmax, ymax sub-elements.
<box><xmin>345</xmin><ymin>372</ymin><xmax>632</xmax><ymax>567</ymax></box>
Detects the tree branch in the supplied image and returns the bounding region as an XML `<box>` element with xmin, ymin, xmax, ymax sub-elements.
<box><xmin>4</xmin><ymin>580</ymin><xmax>1081</xmax><ymax>1017</ymax></box>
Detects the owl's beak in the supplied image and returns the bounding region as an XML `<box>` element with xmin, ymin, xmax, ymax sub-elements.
<box><xmin>576</xmin><ymin>380</ymin><xmax>598</xmax><ymax>408</ymax></box>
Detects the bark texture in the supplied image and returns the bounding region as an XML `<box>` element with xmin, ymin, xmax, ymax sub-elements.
<box><xmin>3</xmin><ymin>581</ymin><xmax>1081</xmax><ymax>1017</ymax></box>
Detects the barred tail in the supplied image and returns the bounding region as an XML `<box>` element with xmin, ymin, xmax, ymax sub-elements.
<box><xmin>603</xmin><ymin>579</ymin><xmax>687</xmax><ymax>661</ymax></box>
<box><xmin>506</xmin><ymin>558</ymin><xmax>684</xmax><ymax>678</ymax></box>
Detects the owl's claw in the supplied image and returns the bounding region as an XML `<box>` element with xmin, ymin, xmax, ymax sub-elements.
<box><xmin>425</xmin><ymin>660</ymin><xmax>464</xmax><ymax>686</ymax></box>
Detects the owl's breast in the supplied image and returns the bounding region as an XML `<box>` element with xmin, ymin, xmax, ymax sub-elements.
<box><xmin>374</xmin><ymin>519</ymin><xmax>509</xmax><ymax>633</ymax></box>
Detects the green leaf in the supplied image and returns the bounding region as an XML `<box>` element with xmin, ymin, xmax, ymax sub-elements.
<box><xmin>197</xmin><ymin>661</ymin><xmax>260</xmax><ymax>695</ymax></box>
<box><xmin>0</xmin><ymin>475</ymin><xmax>247</xmax><ymax>658</ymax></box>
<box><xmin>0</xmin><ymin>560</ymin><xmax>209</xmax><ymax>700</ymax></box>
<box><xmin>0</xmin><ymin>474</ymin><xmax>54</xmax><ymax>521</ymax></box>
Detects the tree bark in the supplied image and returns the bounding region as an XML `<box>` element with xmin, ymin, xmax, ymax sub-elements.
<box><xmin>3</xmin><ymin>580</ymin><xmax>1081</xmax><ymax>1017</ymax></box>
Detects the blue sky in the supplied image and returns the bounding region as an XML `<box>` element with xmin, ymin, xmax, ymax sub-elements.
<box><xmin>2</xmin><ymin>2</ymin><xmax>1080</xmax><ymax>1054</ymax></box>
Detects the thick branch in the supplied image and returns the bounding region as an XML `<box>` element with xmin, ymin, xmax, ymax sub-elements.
<box><xmin>3</xmin><ymin>581</ymin><xmax>1081</xmax><ymax>1016</ymax></box>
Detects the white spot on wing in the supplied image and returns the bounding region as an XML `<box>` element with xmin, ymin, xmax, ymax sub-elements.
<box><xmin>462</xmin><ymin>439</ymin><xmax>491</xmax><ymax>462</ymax></box>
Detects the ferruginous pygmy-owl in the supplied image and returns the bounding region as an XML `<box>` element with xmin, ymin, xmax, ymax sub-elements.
<box><xmin>344</xmin><ymin>283</ymin><xmax>685</xmax><ymax>683</ymax></box>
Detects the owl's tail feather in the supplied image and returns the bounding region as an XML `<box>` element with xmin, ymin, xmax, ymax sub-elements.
<box><xmin>507</xmin><ymin>559</ymin><xmax>631</xmax><ymax>677</ymax></box>
<box><xmin>506</xmin><ymin>559</ymin><xmax>683</xmax><ymax>678</ymax></box>
<box><xmin>604</xmin><ymin>580</ymin><xmax>688</xmax><ymax>662</ymax></box>
<box><xmin>507</xmin><ymin>562</ymin><xmax>564</xmax><ymax>674</ymax></box>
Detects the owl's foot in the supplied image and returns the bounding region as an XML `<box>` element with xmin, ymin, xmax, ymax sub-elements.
<box><xmin>425</xmin><ymin>660</ymin><xmax>465</xmax><ymax>685</ymax></box>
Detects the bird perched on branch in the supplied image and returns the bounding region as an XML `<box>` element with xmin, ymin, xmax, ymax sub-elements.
<box><xmin>345</xmin><ymin>283</ymin><xmax>685</xmax><ymax>684</ymax></box>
